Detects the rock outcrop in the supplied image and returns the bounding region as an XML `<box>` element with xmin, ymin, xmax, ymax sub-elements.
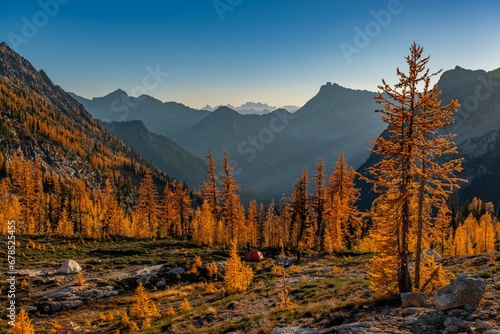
<box><xmin>434</xmin><ymin>274</ymin><xmax>486</xmax><ymax>310</ymax></box>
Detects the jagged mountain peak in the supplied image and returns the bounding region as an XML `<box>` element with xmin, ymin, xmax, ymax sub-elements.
<box><xmin>316</xmin><ymin>81</ymin><xmax>372</xmax><ymax>94</ymax></box>
<box><xmin>269</xmin><ymin>108</ymin><xmax>292</xmax><ymax>116</ymax></box>
<box><xmin>213</xmin><ymin>105</ymin><xmax>240</xmax><ymax>115</ymax></box>
<box><xmin>440</xmin><ymin>66</ymin><xmax>487</xmax><ymax>83</ymax></box>
<box><xmin>100</xmin><ymin>88</ymin><xmax>128</xmax><ymax>99</ymax></box>
<box><xmin>296</xmin><ymin>81</ymin><xmax>377</xmax><ymax>117</ymax></box>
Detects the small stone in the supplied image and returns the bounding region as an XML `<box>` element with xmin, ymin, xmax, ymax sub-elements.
<box><xmin>482</xmin><ymin>301</ymin><xmax>494</xmax><ymax>309</ymax></box>
<box><xmin>444</xmin><ymin>316</ymin><xmax>470</xmax><ymax>329</ymax></box>
<box><xmin>362</xmin><ymin>289</ymin><xmax>372</xmax><ymax>298</ymax></box>
<box><xmin>446</xmin><ymin>309</ymin><xmax>465</xmax><ymax>317</ymax></box>
<box><xmin>156</xmin><ymin>278</ymin><xmax>166</xmax><ymax>288</ymax></box>
<box><xmin>50</xmin><ymin>302</ymin><xmax>62</xmax><ymax>312</ymax></box>
<box><xmin>484</xmin><ymin>331</ymin><xmax>500</xmax><ymax>334</ymax></box>
<box><xmin>23</xmin><ymin>306</ymin><xmax>37</xmax><ymax>313</ymax></box>
<box><xmin>167</xmin><ymin>267</ymin><xmax>185</xmax><ymax>275</ymax></box>
<box><xmin>402</xmin><ymin>307</ymin><xmax>422</xmax><ymax>317</ymax></box>
<box><xmin>444</xmin><ymin>325</ymin><xmax>459</xmax><ymax>333</ymax></box>
<box><xmin>480</xmin><ymin>264</ymin><xmax>490</xmax><ymax>271</ymax></box>
<box><xmin>475</xmin><ymin>319</ymin><xmax>489</xmax><ymax>330</ymax></box>
<box><xmin>453</xmin><ymin>318</ymin><xmax>469</xmax><ymax>329</ymax></box>
<box><xmin>401</xmin><ymin>291</ymin><xmax>429</xmax><ymax>308</ymax></box>
<box><xmin>463</xmin><ymin>304</ymin><xmax>477</xmax><ymax>312</ymax></box>
<box><xmin>405</xmin><ymin>316</ymin><xmax>418</xmax><ymax>324</ymax></box>
<box><xmin>62</xmin><ymin>300</ymin><xmax>83</xmax><ymax>309</ymax></box>
<box><xmin>444</xmin><ymin>317</ymin><xmax>454</xmax><ymax>327</ymax></box>
<box><xmin>471</xmin><ymin>256</ymin><xmax>490</xmax><ymax>266</ymax></box>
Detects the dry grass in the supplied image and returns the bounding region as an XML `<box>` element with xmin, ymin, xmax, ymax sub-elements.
<box><xmin>0</xmin><ymin>237</ymin><xmax>381</xmax><ymax>333</ymax></box>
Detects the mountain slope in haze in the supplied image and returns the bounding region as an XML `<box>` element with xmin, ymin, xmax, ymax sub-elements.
<box><xmin>70</xmin><ymin>91</ymin><xmax>210</xmax><ymax>142</ymax></box>
<box><xmin>438</xmin><ymin>66</ymin><xmax>500</xmax><ymax>144</ymax></box>
<box><xmin>0</xmin><ymin>42</ymin><xmax>171</xmax><ymax>195</ymax></box>
<box><xmin>175</xmin><ymin>83</ymin><xmax>385</xmax><ymax>199</ymax></box>
<box><xmin>357</xmin><ymin>66</ymin><xmax>500</xmax><ymax>211</ymax></box>
<box><xmin>76</xmin><ymin>83</ymin><xmax>386</xmax><ymax>200</ymax></box>
<box><xmin>104</xmin><ymin>120</ymin><xmax>206</xmax><ymax>189</ymax></box>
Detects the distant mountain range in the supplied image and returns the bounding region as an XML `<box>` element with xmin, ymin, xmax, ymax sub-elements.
<box><xmin>73</xmin><ymin>82</ymin><xmax>386</xmax><ymax>200</ymax></box>
<box><xmin>70</xmin><ymin>91</ymin><xmax>209</xmax><ymax>141</ymax></box>
<box><xmin>202</xmin><ymin>102</ymin><xmax>301</xmax><ymax>114</ymax></box>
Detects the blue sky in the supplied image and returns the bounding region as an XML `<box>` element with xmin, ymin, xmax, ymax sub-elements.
<box><xmin>1</xmin><ymin>0</ymin><xmax>499</xmax><ymax>108</ymax></box>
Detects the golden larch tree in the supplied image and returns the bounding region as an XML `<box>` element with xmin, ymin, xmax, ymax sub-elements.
<box><xmin>224</xmin><ymin>240</ymin><xmax>254</xmax><ymax>294</ymax></box>
<box><xmin>220</xmin><ymin>152</ymin><xmax>243</xmax><ymax>245</ymax></box>
<box><xmin>13</xmin><ymin>308</ymin><xmax>35</xmax><ymax>334</ymax></box>
<box><xmin>130</xmin><ymin>282</ymin><xmax>160</xmax><ymax>319</ymax></box>
<box><xmin>263</xmin><ymin>200</ymin><xmax>276</xmax><ymax>247</ymax></box>
<box><xmin>101</xmin><ymin>178</ymin><xmax>122</xmax><ymax>238</ymax></box>
<box><xmin>173</xmin><ymin>181</ymin><xmax>192</xmax><ymax>238</ymax></box>
<box><xmin>312</xmin><ymin>157</ymin><xmax>327</xmax><ymax>251</ymax></box>
<box><xmin>476</xmin><ymin>212</ymin><xmax>495</xmax><ymax>253</ymax></box>
<box><xmin>325</xmin><ymin>152</ymin><xmax>362</xmax><ymax>251</ymax></box>
<box><xmin>135</xmin><ymin>170</ymin><xmax>160</xmax><ymax>238</ymax></box>
<box><xmin>290</xmin><ymin>169</ymin><xmax>311</xmax><ymax>249</ymax></box>
<box><xmin>192</xmin><ymin>200</ymin><xmax>215</xmax><ymax>246</ymax></box>
<box><xmin>451</xmin><ymin>223</ymin><xmax>473</xmax><ymax>256</ymax></box>
<box><xmin>246</xmin><ymin>199</ymin><xmax>259</xmax><ymax>248</ymax></box>
<box><xmin>201</xmin><ymin>150</ymin><xmax>221</xmax><ymax>221</ymax></box>
<box><xmin>366</xmin><ymin>43</ymin><xmax>462</xmax><ymax>293</ymax></box>
<box><xmin>430</xmin><ymin>206</ymin><xmax>453</xmax><ymax>255</ymax></box>
<box><xmin>159</xmin><ymin>184</ymin><xmax>175</xmax><ymax>237</ymax></box>
<box><xmin>367</xmin><ymin>194</ymin><xmax>400</xmax><ymax>298</ymax></box>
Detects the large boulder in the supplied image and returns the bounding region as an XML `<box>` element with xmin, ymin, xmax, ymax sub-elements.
<box><xmin>434</xmin><ymin>274</ymin><xmax>485</xmax><ymax>310</ymax></box>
